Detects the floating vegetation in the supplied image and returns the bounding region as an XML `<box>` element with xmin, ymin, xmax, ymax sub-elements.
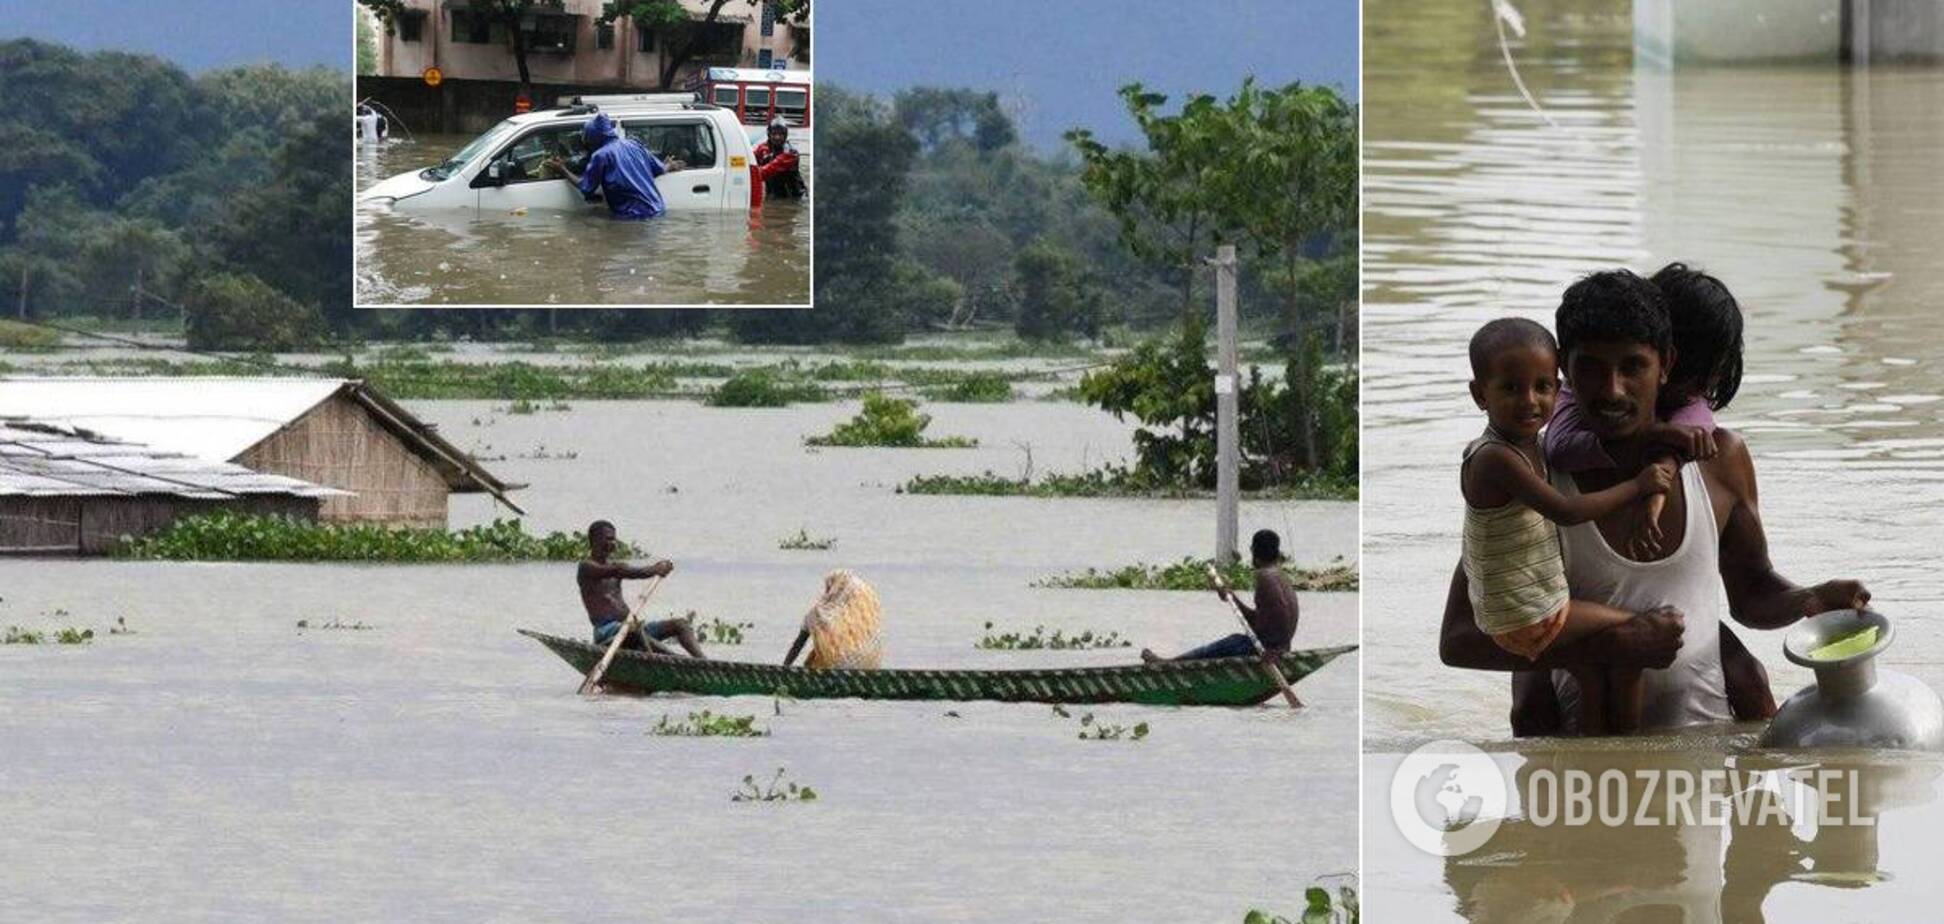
<box><xmin>708</xmin><ymin>369</ymin><xmax>828</xmax><ymax>407</ymax></box>
<box><xmin>1246</xmin><ymin>883</ymin><xmax>1360</xmax><ymax>924</ymax></box>
<box><xmin>503</xmin><ymin>398</ymin><xmax>571</xmax><ymax>414</ymax></box>
<box><xmin>0</xmin><ymin>319</ymin><xmax>61</xmax><ymax>350</ymax></box>
<box><xmin>113</xmin><ymin>514</ymin><xmax>635</xmax><ymax>563</ymax></box>
<box><xmin>296</xmin><ymin>619</ymin><xmax>375</xmax><ymax>631</ymax></box>
<box><xmin>108</xmin><ymin>617</ymin><xmax>135</xmax><ymax>635</ymax></box>
<box><xmin>1034</xmin><ymin>557</ymin><xmax>1359</xmax><ymax>592</ymax></box>
<box><xmin>976</xmin><ymin>622</ymin><xmax>1130</xmax><ymax>650</ymax></box>
<box><xmin>918</xmin><ymin>373</ymin><xmax>1015</xmax><ymax>403</ymax></box>
<box><xmin>516</xmin><ymin>444</ymin><xmax>578</xmax><ymax>460</ymax></box>
<box><xmin>732</xmin><ymin>767</ymin><xmax>818</xmax><ymax>802</ymax></box>
<box><xmin>651</xmin><ymin>710</ymin><xmax>769</xmax><ymax>738</ymax></box>
<box><xmin>689</xmin><ymin>614</ymin><xmax>754</xmax><ymax>645</ymax></box>
<box><xmin>1059</xmin><ymin>708</ymin><xmax>1148</xmax><ymax>741</ymax></box>
<box><xmin>777</xmin><ymin>528</ymin><xmax>836</xmax><ymax>551</ymax></box>
<box><xmin>805</xmin><ymin>394</ymin><xmax>977</xmax><ymax>448</ymax></box>
<box><xmin>900</xmin><ymin>468</ymin><xmax>1357</xmax><ymax>500</ymax></box>
<box><xmin>3</xmin><ymin>626</ymin><xmax>95</xmax><ymax>645</ymax></box>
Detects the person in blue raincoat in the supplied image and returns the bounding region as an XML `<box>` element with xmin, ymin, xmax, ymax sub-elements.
<box><xmin>547</xmin><ymin>112</ymin><xmax>680</xmax><ymax>220</ymax></box>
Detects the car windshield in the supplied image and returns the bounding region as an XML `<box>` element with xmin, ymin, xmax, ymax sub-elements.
<box><xmin>420</xmin><ymin>120</ymin><xmax>522</xmax><ymax>181</ymax></box>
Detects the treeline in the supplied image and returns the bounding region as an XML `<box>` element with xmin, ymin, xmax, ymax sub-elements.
<box><xmin>0</xmin><ymin>40</ymin><xmax>350</xmax><ymax>346</ymax></box>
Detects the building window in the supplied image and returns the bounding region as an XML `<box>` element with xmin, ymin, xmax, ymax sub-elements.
<box><xmin>760</xmin><ymin>1</ymin><xmax>776</xmax><ymax>37</ymax></box>
<box><xmin>399</xmin><ymin>10</ymin><xmax>426</xmax><ymax>42</ymax></box>
<box><xmin>693</xmin><ymin>21</ymin><xmax>744</xmax><ymax>63</ymax></box>
<box><xmin>452</xmin><ymin>10</ymin><xmax>494</xmax><ymax>44</ymax></box>
<box><xmin>528</xmin><ymin>13</ymin><xmax>578</xmax><ymax>53</ymax></box>
<box><xmin>637</xmin><ymin>26</ymin><xmax>655</xmax><ymax>52</ymax></box>
<box><xmin>596</xmin><ymin>22</ymin><xmax>614</xmax><ymax>50</ymax></box>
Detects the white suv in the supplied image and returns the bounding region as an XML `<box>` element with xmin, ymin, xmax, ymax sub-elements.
<box><xmin>359</xmin><ymin>94</ymin><xmax>758</xmax><ymax>214</ymax></box>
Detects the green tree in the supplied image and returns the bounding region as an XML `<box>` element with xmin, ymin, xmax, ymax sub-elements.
<box><xmin>1066</xmin><ymin>84</ymin><xmax>1235</xmax><ymax>325</ymax></box>
<box><xmin>893</xmin><ymin>87</ymin><xmax>1016</xmax><ymax>154</ymax></box>
<box><xmin>357</xmin><ymin>10</ymin><xmax>379</xmax><ymax>75</ymax></box>
<box><xmin>183</xmin><ymin>272</ymin><xmax>325</xmax><ymax>351</ymax></box>
<box><xmin>210</xmin><ymin>111</ymin><xmax>353</xmax><ymax>329</ymax></box>
<box><xmin>601</xmin><ymin>0</ymin><xmax>808</xmax><ymax>89</ymax></box>
<box><xmin>1011</xmin><ymin>240</ymin><xmax>1102</xmax><ymax>342</ymax></box>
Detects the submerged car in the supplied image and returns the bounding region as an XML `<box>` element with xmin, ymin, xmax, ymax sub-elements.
<box><xmin>358</xmin><ymin>94</ymin><xmax>760</xmax><ymax>214</ymax></box>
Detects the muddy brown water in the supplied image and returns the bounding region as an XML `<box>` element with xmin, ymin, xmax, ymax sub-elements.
<box><xmin>1364</xmin><ymin>0</ymin><xmax>1944</xmax><ymax>919</ymax></box>
<box><xmin>354</xmin><ymin>135</ymin><xmax>809</xmax><ymax>307</ymax></box>
<box><xmin>0</xmin><ymin>398</ymin><xmax>1355</xmax><ymax>921</ymax></box>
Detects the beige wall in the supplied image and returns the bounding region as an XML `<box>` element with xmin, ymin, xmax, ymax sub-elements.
<box><xmin>379</xmin><ymin>0</ymin><xmax>803</xmax><ymax>90</ymax></box>
<box><xmin>239</xmin><ymin>395</ymin><xmax>450</xmax><ymax>527</ymax></box>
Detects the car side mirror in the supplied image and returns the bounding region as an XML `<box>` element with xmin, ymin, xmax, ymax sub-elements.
<box><xmin>473</xmin><ymin>160</ymin><xmax>508</xmax><ymax>189</ymax></box>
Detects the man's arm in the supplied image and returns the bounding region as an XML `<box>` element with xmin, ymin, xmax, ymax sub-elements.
<box><xmin>1438</xmin><ymin>564</ymin><xmax>1686</xmax><ymax>671</ymax></box>
<box><xmin>578</xmin><ymin>559</ymin><xmax>672</xmax><ymax>582</ymax></box>
<box><xmin>1712</xmin><ymin>431</ymin><xmax>1869</xmax><ymax>629</ymax></box>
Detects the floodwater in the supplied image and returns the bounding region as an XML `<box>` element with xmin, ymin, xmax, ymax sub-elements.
<box><xmin>1363</xmin><ymin>0</ymin><xmax>1944</xmax><ymax>919</ymax></box>
<box><xmin>354</xmin><ymin>135</ymin><xmax>810</xmax><ymax>307</ymax></box>
<box><xmin>0</xmin><ymin>399</ymin><xmax>1356</xmax><ymax>921</ymax></box>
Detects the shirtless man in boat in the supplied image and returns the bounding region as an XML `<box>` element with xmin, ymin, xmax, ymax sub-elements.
<box><xmin>579</xmin><ymin>520</ymin><xmax>705</xmax><ymax>657</ymax></box>
<box><xmin>1142</xmin><ymin>529</ymin><xmax>1299</xmax><ymax>665</ymax></box>
<box><xmin>1438</xmin><ymin>270</ymin><xmax>1868</xmax><ymax>734</ymax></box>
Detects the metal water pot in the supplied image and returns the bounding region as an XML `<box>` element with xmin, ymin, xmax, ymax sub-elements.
<box><xmin>1760</xmin><ymin>609</ymin><xmax>1944</xmax><ymax>752</ymax></box>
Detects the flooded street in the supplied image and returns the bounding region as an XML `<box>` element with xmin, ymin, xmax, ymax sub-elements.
<box><xmin>0</xmin><ymin>399</ymin><xmax>1355</xmax><ymax>921</ymax></box>
<box><xmin>355</xmin><ymin>136</ymin><xmax>810</xmax><ymax>306</ymax></box>
<box><xmin>1364</xmin><ymin>0</ymin><xmax>1944</xmax><ymax>918</ymax></box>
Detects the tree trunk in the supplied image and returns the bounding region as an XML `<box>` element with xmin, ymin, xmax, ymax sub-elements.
<box><xmin>17</xmin><ymin>267</ymin><xmax>28</xmax><ymax>320</ymax></box>
<box><xmin>508</xmin><ymin>15</ymin><xmax>532</xmax><ymax>89</ymax></box>
<box><xmin>132</xmin><ymin>265</ymin><xmax>143</xmax><ymax>321</ymax></box>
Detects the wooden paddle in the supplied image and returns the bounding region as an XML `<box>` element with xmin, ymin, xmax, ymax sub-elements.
<box><xmin>578</xmin><ymin>575</ymin><xmax>665</xmax><ymax>695</ymax></box>
<box><xmin>1207</xmin><ymin>564</ymin><xmax>1303</xmax><ymax>709</ymax></box>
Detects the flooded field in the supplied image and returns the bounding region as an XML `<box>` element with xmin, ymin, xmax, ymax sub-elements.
<box><xmin>355</xmin><ymin>136</ymin><xmax>809</xmax><ymax>307</ymax></box>
<box><xmin>0</xmin><ymin>399</ymin><xmax>1355</xmax><ymax>921</ymax></box>
<box><xmin>1363</xmin><ymin>0</ymin><xmax>1944</xmax><ymax>919</ymax></box>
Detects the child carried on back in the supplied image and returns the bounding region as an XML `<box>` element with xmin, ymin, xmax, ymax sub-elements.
<box><xmin>1461</xmin><ymin>317</ymin><xmax>1673</xmax><ymax>734</ymax></box>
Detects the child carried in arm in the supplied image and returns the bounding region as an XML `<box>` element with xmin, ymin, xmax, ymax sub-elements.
<box><xmin>1543</xmin><ymin>263</ymin><xmax>1776</xmax><ymax>721</ymax></box>
<box><xmin>1463</xmin><ymin>318</ymin><xmax>1674</xmax><ymax>735</ymax></box>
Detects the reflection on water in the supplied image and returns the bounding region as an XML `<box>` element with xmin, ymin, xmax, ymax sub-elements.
<box><xmin>354</xmin><ymin>136</ymin><xmax>809</xmax><ymax>306</ymax></box>
<box><xmin>1367</xmin><ymin>745</ymin><xmax>1944</xmax><ymax>922</ymax></box>
<box><xmin>0</xmin><ymin>400</ymin><xmax>1356</xmax><ymax>920</ymax></box>
<box><xmin>1366</xmin><ymin>0</ymin><xmax>1944</xmax><ymax>918</ymax></box>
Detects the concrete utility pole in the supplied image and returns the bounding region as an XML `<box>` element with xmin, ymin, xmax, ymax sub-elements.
<box><xmin>1214</xmin><ymin>244</ymin><xmax>1239</xmax><ymax>563</ymax></box>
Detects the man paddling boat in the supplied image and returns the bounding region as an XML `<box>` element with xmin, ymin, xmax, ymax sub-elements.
<box><xmin>578</xmin><ymin>520</ymin><xmax>705</xmax><ymax>657</ymax></box>
<box><xmin>1143</xmin><ymin>530</ymin><xmax>1299</xmax><ymax>662</ymax></box>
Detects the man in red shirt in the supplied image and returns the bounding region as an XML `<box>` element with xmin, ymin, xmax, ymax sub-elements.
<box><xmin>753</xmin><ymin>117</ymin><xmax>806</xmax><ymax>200</ymax></box>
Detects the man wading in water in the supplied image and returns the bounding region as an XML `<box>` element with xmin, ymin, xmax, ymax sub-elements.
<box><xmin>1438</xmin><ymin>271</ymin><xmax>1868</xmax><ymax>734</ymax></box>
<box><xmin>579</xmin><ymin>520</ymin><xmax>705</xmax><ymax>657</ymax></box>
<box><xmin>548</xmin><ymin>113</ymin><xmax>681</xmax><ymax>220</ymax></box>
<box><xmin>1143</xmin><ymin>529</ymin><xmax>1299</xmax><ymax>663</ymax></box>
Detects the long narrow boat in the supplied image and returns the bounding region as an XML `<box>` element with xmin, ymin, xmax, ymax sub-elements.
<box><xmin>520</xmin><ymin>629</ymin><xmax>1355</xmax><ymax>706</ymax></box>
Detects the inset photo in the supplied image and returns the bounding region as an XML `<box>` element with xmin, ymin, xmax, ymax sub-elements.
<box><xmin>353</xmin><ymin>1</ymin><xmax>811</xmax><ymax>307</ymax></box>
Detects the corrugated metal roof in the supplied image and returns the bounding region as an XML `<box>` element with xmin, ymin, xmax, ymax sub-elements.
<box><xmin>0</xmin><ymin>419</ymin><xmax>348</xmax><ymax>499</ymax></box>
<box><xmin>0</xmin><ymin>377</ymin><xmax>524</xmax><ymax>511</ymax></box>
<box><xmin>0</xmin><ymin>377</ymin><xmax>345</xmax><ymax>462</ymax></box>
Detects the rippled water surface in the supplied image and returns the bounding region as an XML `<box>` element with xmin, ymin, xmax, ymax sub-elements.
<box><xmin>0</xmin><ymin>398</ymin><xmax>1355</xmax><ymax>921</ymax></box>
<box><xmin>1364</xmin><ymin>0</ymin><xmax>1944</xmax><ymax>919</ymax></box>
<box><xmin>355</xmin><ymin>136</ymin><xmax>809</xmax><ymax>307</ymax></box>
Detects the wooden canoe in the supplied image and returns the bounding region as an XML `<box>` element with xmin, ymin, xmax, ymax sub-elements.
<box><xmin>520</xmin><ymin>629</ymin><xmax>1355</xmax><ymax>706</ymax></box>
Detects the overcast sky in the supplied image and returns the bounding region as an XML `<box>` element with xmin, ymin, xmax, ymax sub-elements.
<box><xmin>2</xmin><ymin>0</ymin><xmax>349</xmax><ymax>71</ymax></box>
<box><xmin>818</xmin><ymin>0</ymin><xmax>1359</xmax><ymax>151</ymax></box>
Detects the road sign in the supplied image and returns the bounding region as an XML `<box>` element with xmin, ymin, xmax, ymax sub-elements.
<box><xmin>423</xmin><ymin>66</ymin><xmax>443</xmax><ymax>87</ymax></box>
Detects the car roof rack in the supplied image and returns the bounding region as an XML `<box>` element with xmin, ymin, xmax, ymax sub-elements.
<box><xmin>557</xmin><ymin>92</ymin><xmax>699</xmax><ymax>110</ymax></box>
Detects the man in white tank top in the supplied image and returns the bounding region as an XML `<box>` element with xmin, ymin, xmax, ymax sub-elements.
<box><xmin>1438</xmin><ymin>270</ymin><xmax>1871</xmax><ymax>735</ymax></box>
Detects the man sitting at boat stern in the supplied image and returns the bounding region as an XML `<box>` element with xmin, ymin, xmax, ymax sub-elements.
<box><xmin>578</xmin><ymin>520</ymin><xmax>705</xmax><ymax>657</ymax></box>
<box><xmin>1143</xmin><ymin>529</ymin><xmax>1298</xmax><ymax>663</ymax></box>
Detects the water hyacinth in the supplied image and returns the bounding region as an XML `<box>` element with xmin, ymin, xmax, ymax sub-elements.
<box><xmin>112</xmin><ymin>513</ymin><xmax>638</xmax><ymax>563</ymax></box>
<box><xmin>1033</xmin><ymin>557</ymin><xmax>1359</xmax><ymax>592</ymax></box>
